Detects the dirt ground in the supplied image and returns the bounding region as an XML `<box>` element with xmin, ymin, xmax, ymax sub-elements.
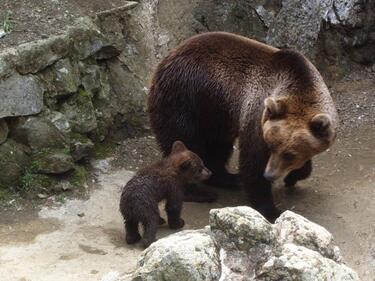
<box><xmin>0</xmin><ymin>0</ymin><xmax>131</xmax><ymax>50</ymax></box>
<box><xmin>0</xmin><ymin>69</ymin><xmax>374</xmax><ymax>280</ymax></box>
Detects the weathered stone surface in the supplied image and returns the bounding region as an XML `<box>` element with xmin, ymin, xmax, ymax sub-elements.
<box><xmin>0</xmin><ymin>139</ymin><xmax>30</xmax><ymax>189</ymax></box>
<box><xmin>0</xmin><ymin>73</ymin><xmax>43</xmax><ymax>118</ymax></box>
<box><xmin>0</xmin><ymin>119</ymin><xmax>9</xmax><ymax>144</ymax></box>
<box><xmin>60</xmin><ymin>90</ymin><xmax>98</xmax><ymax>133</ymax></box>
<box><xmin>41</xmin><ymin>58</ymin><xmax>81</xmax><ymax>97</ymax></box>
<box><xmin>210</xmin><ymin>206</ymin><xmax>275</xmax><ymax>250</ymax></box>
<box><xmin>34</xmin><ymin>150</ymin><xmax>74</xmax><ymax>174</ymax></box>
<box><xmin>68</xmin><ymin>17</ymin><xmax>109</xmax><ymax>60</ymax></box>
<box><xmin>45</xmin><ymin>111</ymin><xmax>71</xmax><ymax>134</ymax></box>
<box><xmin>274</xmin><ymin>211</ymin><xmax>342</xmax><ymax>262</ymax></box>
<box><xmin>12</xmin><ymin>116</ymin><xmax>68</xmax><ymax>150</ymax></box>
<box><xmin>15</xmin><ymin>35</ymin><xmax>69</xmax><ymax>74</ymax></box>
<box><xmin>267</xmin><ymin>0</ymin><xmax>332</xmax><ymax>54</ymax></box>
<box><xmin>70</xmin><ymin>135</ymin><xmax>94</xmax><ymax>161</ymax></box>
<box><xmin>132</xmin><ymin>229</ymin><xmax>220</xmax><ymax>281</ymax></box>
<box><xmin>132</xmin><ymin>207</ymin><xmax>360</xmax><ymax>281</ymax></box>
<box><xmin>258</xmin><ymin>244</ymin><xmax>359</xmax><ymax>281</ymax></box>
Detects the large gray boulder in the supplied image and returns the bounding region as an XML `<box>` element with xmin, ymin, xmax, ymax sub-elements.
<box><xmin>12</xmin><ymin>116</ymin><xmax>68</xmax><ymax>150</ymax></box>
<box><xmin>131</xmin><ymin>207</ymin><xmax>360</xmax><ymax>281</ymax></box>
<box><xmin>132</xmin><ymin>229</ymin><xmax>220</xmax><ymax>281</ymax></box>
<box><xmin>0</xmin><ymin>73</ymin><xmax>44</xmax><ymax>118</ymax></box>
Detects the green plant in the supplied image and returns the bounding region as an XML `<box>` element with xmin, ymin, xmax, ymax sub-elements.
<box><xmin>70</xmin><ymin>166</ymin><xmax>88</xmax><ymax>187</ymax></box>
<box><xmin>3</xmin><ymin>11</ymin><xmax>14</xmax><ymax>33</ymax></box>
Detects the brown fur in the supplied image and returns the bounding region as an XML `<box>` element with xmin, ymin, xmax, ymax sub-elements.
<box><xmin>148</xmin><ymin>32</ymin><xmax>338</xmax><ymax>221</ymax></box>
<box><xmin>119</xmin><ymin>141</ymin><xmax>211</xmax><ymax>248</ymax></box>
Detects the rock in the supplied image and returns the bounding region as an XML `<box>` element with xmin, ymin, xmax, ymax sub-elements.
<box><xmin>0</xmin><ymin>73</ymin><xmax>44</xmax><ymax>118</ymax></box>
<box><xmin>15</xmin><ymin>35</ymin><xmax>69</xmax><ymax>74</ymax></box>
<box><xmin>70</xmin><ymin>134</ymin><xmax>94</xmax><ymax>161</ymax></box>
<box><xmin>131</xmin><ymin>207</ymin><xmax>360</xmax><ymax>281</ymax></box>
<box><xmin>12</xmin><ymin>116</ymin><xmax>68</xmax><ymax>150</ymax></box>
<box><xmin>210</xmin><ymin>206</ymin><xmax>275</xmax><ymax>250</ymax></box>
<box><xmin>0</xmin><ymin>139</ymin><xmax>30</xmax><ymax>189</ymax></box>
<box><xmin>132</xmin><ymin>229</ymin><xmax>220</xmax><ymax>281</ymax></box>
<box><xmin>34</xmin><ymin>150</ymin><xmax>74</xmax><ymax>174</ymax></box>
<box><xmin>266</xmin><ymin>0</ymin><xmax>332</xmax><ymax>54</ymax></box>
<box><xmin>60</xmin><ymin>89</ymin><xmax>98</xmax><ymax>133</ymax></box>
<box><xmin>258</xmin><ymin>244</ymin><xmax>360</xmax><ymax>281</ymax></box>
<box><xmin>45</xmin><ymin>111</ymin><xmax>71</xmax><ymax>134</ymax></box>
<box><xmin>80</xmin><ymin>63</ymin><xmax>101</xmax><ymax>94</ymax></box>
<box><xmin>0</xmin><ymin>48</ymin><xmax>17</xmax><ymax>79</ymax></box>
<box><xmin>274</xmin><ymin>211</ymin><xmax>342</xmax><ymax>262</ymax></box>
<box><xmin>39</xmin><ymin>58</ymin><xmax>81</xmax><ymax>99</ymax></box>
<box><xmin>68</xmin><ymin>17</ymin><xmax>109</xmax><ymax>60</ymax></box>
<box><xmin>0</xmin><ymin>119</ymin><xmax>9</xmax><ymax>144</ymax></box>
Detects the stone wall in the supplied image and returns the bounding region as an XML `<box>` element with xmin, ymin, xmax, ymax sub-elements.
<box><xmin>0</xmin><ymin>3</ymin><xmax>144</xmax><ymax>193</ymax></box>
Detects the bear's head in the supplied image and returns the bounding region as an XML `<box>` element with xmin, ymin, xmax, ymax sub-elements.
<box><xmin>169</xmin><ymin>141</ymin><xmax>212</xmax><ymax>183</ymax></box>
<box><xmin>261</xmin><ymin>96</ymin><xmax>336</xmax><ymax>181</ymax></box>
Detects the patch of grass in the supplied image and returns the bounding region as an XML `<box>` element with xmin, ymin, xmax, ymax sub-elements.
<box><xmin>20</xmin><ymin>169</ymin><xmax>54</xmax><ymax>193</ymax></box>
<box><xmin>0</xmin><ymin>189</ymin><xmax>11</xmax><ymax>201</ymax></box>
<box><xmin>2</xmin><ymin>11</ymin><xmax>14</xmax><ymax>33</ymax></box>
<box><xmin>70</xmin><ymin>166</ymin><xmax>88</xmax><ymax>188</ymax></box>
<box><xmin>55</xmin><ymin>193</ymin><xmax>67</xmax><ymax>204</ymax></box>
<box><xmin>93</xmin><ymin>141</ymin><xmax>113</xmax><ymax>159</ymax></box>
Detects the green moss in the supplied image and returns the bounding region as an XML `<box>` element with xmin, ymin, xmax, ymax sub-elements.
<box><xmin>70</xmin><ymin>166</ymin><xmax>88</xmax><ymax>187</ymax></box>
<box><xmin>20</xmin><ymin>170</ymin><xmax>54</xmax><ymax>192</ymax></box>
<box><xmin>0</xmin><ymin>189</ymin><xmax>11</xmax><ymax>201</ymax></box>
<box><xmin>93</xmin><ymin>141</ymin><xmax>113</xmax><ymax>159</ymax></box>
<box><xmin>78</xmin><ymin>87</ymin><xmax>91</xmax><ymax>98</ymax></box>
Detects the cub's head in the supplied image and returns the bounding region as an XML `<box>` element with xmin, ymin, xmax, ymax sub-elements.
<box><xmin>169</xmin><ymin>141</ymin><xmax>212</xmax><ymax>183</ymax></box>
<box><xmin>261</xmin><ymin>97</ymin><xmax>336</xmax><ymax>181</ymax></box>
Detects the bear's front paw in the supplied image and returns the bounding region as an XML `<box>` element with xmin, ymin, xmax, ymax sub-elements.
<box><xmin>169</xmin><ymin>218</ymin><xmax>185</xmax><ymax>229</ymax></box>
<box><xmin>257</xmin><ymin>205</ymin><xmax>282</xmax><ymax>223</ymax></box>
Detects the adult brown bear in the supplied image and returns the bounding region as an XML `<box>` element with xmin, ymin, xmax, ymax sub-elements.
<box><xmin>148</xmin><ymin>32</ymin><xmax>338</xmax><ymax>220</ymax></box>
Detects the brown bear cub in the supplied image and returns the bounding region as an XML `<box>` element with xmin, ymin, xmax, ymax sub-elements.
<box><xmin>119</xmin><ymin>141</ymin><xmax>211</xmax><ymax>248</ymax></box>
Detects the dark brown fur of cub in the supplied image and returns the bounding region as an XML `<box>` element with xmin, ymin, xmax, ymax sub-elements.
<box><xmin>119</xmin><ymin>141</ymin><xmax>211</xmax><ymax>248</ymax></box>
<box><xmin>148</xmin><ymin>32</ymin><xmax>338</xmax><ymax>221</ymax></box>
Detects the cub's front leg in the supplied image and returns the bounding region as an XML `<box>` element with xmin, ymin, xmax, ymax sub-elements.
<box><xmin>165</xmin><ymin>186</ymin><xmax>185</xmax><ymax>229</ymax></box>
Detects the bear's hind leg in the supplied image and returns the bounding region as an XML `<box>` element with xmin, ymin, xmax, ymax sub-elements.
<box><xmin>125</xmin><ymin>220</ymin><xmax>141</xmax><ymax>244</ymax></box>
<box><xmin>284</xmin><ymin>160</ymin><xmax>312</xmax><ymax>188</ymax></box>
<box><xmin>141</xmin><ymin>215</ymin><xmax>159</xmax><ymax>248</ymax></box>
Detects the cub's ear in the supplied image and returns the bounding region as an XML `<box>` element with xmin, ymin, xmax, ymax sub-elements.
<box><xmin>171</xmin><ymin>140</ymin><xmax>187</xmax><ymax>154</ymax></box>
<box><xmin>179</xmin><ymin>160</ymin><xmax>191</xmax><ymax>171</ymax></box>
<box><xmin>262</xmin><ymin>97</ymin><xmax>287</xmax><ymax>122</ymax></box>
<box><xmin>310</xmin><ymin>113</ymin><xmax>334</xmax><ymax>140</ymax></box>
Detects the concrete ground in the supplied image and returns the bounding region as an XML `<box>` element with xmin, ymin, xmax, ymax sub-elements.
<box><xmin>0</xmin><ymin>70</ymin><xmax>374</xmax><ymax>281</ymax></box>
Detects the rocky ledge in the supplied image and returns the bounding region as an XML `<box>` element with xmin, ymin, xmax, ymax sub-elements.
<box><xmin>131</xmin><ymin>207</ymin><xmax>359</xmax><ymax>281</ymax></box>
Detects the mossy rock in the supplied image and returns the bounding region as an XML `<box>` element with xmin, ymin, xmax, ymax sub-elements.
<box><xmin>60</xmin><ymin>88</ymin><xmax>98</xmax><ymax>134</ymax></box>
<box><xmin>0</xmin><ymin>139</ymin><xmax>30</xmax><ymax>189</ymax></box>
<box><xmin>20</xmin><ymin>171</ymin><xmax>56</xmax><ymax>193</ymax></box>
<box><xmin>32</xmin><ymin>148</ymin><xmax>74</xmax><ymax>174</ymax></box>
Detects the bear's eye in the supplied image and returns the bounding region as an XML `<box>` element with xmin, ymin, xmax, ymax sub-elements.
<box><xmin>282</xmin><ymin>152</ymin><xmax>296</xmax><ymax>162</ymax></box>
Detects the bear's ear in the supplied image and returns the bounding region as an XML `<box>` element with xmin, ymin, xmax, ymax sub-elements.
<box><xmin>310</xmin><ymin>114</ymin><xmax>334</xmax><ymax>140</ymax></box>
<box><xmin>262</xmin><ymin>97</ymin><xmax>287</xmax><ymax>122</ymax></box>
<box><xmin>171</xmin><ymin>140</ymin><xmax>187</xmax><ymax>154</ymax></box>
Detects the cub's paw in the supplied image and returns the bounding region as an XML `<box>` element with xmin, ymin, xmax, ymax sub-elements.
<box><xmin>169</xmin><ymin>218</ymin><xmax>185</xmax><ymax>229</ymax></box>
